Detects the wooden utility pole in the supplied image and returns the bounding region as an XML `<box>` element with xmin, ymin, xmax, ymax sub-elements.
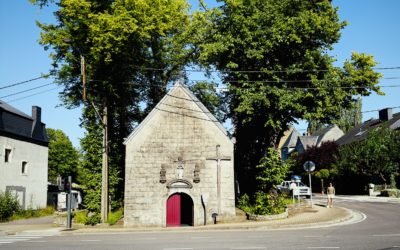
<box><xmin>80</xmin><ymin>55</ymin><xmax>86</xmax><ymax>101</ymax></box>
<box><xmin>101</xmin><ymin>106</ymin><xmax>109</xmax><ymax>223</ymax></box>
<box><xmin>80</xmin><ymin>55</ymin><xmax>108</xmax><ymax>223</ymax></box>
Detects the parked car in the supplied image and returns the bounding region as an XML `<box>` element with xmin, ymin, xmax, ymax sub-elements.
<box><xmin>277</xmin><ymin>180</ymin><xmax>311</xmax><ymax>198</ymax></box>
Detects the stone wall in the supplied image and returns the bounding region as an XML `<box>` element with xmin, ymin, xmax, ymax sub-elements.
<box><xmin>124</xmin><ymin>84</ymin><xmax>235</xmax><ymax>227</ymax></box>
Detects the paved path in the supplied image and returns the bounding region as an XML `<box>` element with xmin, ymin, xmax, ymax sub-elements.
<box><xmin>0</xmin><ymin>216</ymin><xmax>63</xmax><ymax>236</ymax></box>
<box><xmin>62</xmin><ymin>203</ymin><xmax>355</xmax><ymax>234</ymax></box>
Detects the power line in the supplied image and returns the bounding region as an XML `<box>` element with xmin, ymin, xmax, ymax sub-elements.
<box><xmin>132</xmin><ymin>66</ymin><xmax>400</xmax><ymax>74</ymax></box>
<box><xmin>361</xmin><ymin>106</ymin><xmax>400</xmax><ymax>114</ymax></box>
<box><xmin>154</xmin><ymin>107</ymin><xmax>219</xmax><ymax>123</ymax></box>
<box><xmin>5</xmin><ymin>86</ymin><xmax>61</xmax><ymax>103</ymax></box>
<box><xmin>0</xmin><ymin>75</ymin><xmax>49</xmax><ymax>90</ymax></box>
<box><xmin>2</xmin><ymin>66</ymin><xmax>400</xmax><ymax>92</ymax></box>
<box><xmin>1</xmin><ymin>83</ymin><xmax>55</xmax><ymax>99</ymax></box>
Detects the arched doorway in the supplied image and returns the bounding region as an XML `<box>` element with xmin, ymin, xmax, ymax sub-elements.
<box><xmin>166</xmin><ymin>193</ymin><xmax>193</xmax><ymax>227</ymax></box>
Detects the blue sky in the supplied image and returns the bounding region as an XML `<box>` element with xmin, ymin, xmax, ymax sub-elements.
<box><xmin>1</xmin><ymin>0</ymin><xmax>400</xmax><ymax>147</ymax></box>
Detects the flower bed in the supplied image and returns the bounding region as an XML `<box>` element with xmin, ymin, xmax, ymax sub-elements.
<box><xmin>247</xmin><ymin>208</ymin><xmax>288</xmax><ymax>221</ymax></box>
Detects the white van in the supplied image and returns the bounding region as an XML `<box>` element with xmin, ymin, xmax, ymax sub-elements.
<box><xmin>277</xmin><ymin>180</ymin><xmax>311</xmax><ymax>198</ymax></box>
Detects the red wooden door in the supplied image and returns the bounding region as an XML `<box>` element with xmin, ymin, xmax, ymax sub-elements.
<box><xmin>166</xmin><ymin>194</ymin><xmax>181</xmax><ymax>227</ymax></box>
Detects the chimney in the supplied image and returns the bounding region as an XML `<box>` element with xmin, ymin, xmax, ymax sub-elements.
<box><xmin>379</xmin><ymin>108</ymin><xmax>393</xmax><ymax>121</ymax></box>
<box><xmin>31</xmin><ymin>106</ymin><xmax>42</xmax><ymax>139</ymax></box>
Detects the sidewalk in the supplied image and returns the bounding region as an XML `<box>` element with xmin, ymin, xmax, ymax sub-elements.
<box><xmin>0</xmin><ymin>204</ymin><xmax>355</xmax><ymax>236</ymax></box>
<box><xmin>0</xmin><ymin>216</ymin><xmax>63</xmax><ymax>236</ymax></box>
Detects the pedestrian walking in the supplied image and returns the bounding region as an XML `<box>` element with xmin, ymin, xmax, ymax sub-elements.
<box><xmin>327</xmin><ymin>182</ymin><xmax>335</xmax><ymax>208</ymax></box>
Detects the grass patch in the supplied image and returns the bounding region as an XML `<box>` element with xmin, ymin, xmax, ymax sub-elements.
<box><xmin>10</xmin><ymin>206</ymin><xmax>55</xmax><ymax>221</ymax></box>
<box><xmin>107</xmin><ymin>209</ymin><xmax>123</xmax><ymax>225</ymax></box>
<box><xmin>73</xmin><ymin>210</ymin><xmax>88</xmax><ymax>224</ymax></box>
<box><xmin>72</xmin><ymin>208</ymin><xmax>123</xmax><ymax>226</ymax></box>
<box><xmin>72</xmin><ymin>210</ymin><xmax>100</xmax><ymax>225</ymax></box>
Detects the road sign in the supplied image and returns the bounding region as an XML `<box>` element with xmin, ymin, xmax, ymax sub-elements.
<box><xmin>303</xmin><ymin>161</ymin><xmax>315</xmax><ymax>172</ymax></box>
<box><xmin>303</xmin><ymin>161</ymin><xmax>315</xmax><ymax>208</ymax></box>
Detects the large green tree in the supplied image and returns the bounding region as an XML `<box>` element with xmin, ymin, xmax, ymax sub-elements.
<box><xmin>191</xmin><ymin>0</ymin><xmax>382</xmax><ymax>195</ymax></box>
<box><xmin>32</xmin><ymin>0</ymin><xmax>193</xmax><ymax>211</ymax></box>
<box><xmin>308</xmin><ymin>98</ymin><xmax>362</xmax><ymax>134</ymax></box>
<box><xmin>47</xmin><ymin>128</ymin><xmax>79</xmax><ymax>184</ymax></box>
<box><xmin>335</xmin><ymin>127</ymin><xmax>400</xmax><ymax>191</ymax></box>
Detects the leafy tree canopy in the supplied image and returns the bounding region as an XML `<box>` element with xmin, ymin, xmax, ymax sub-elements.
<box><xmin>32</xmin><ymin>0</ymin><xmax>194</xmax><ymax>211</ymax></box>
<box><xmin>293</xmin><ymin>141</ymin><xmax>339</xmax><ymax>174</ymax></box>
<box><xmin>47</xmin><ymin>128</ymin><xmax>79</xmax><ymax>183</ymax></box>
<box><xmin>335</xmin><ymin>127</ymin><xmax>400</xmax><ymax>188</ymax></box>
<box><xmin>308</xmin><ymin>98</ymin><xmax>362</xmax><ymax>134</ymax></box>
<box><xmin>191</xmin><ymin>0</ymin><xmax>382</xmax><ymax>194</ymax></box>
<box><xmin>256</xmin><ymin>148</ymin><xmax>291</xmax><ymax>192</ymax></box>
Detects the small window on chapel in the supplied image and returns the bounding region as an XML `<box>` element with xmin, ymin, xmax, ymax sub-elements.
<box><xmin>5</xmin><ymin>149</ymin><xmax>11</xmax><ymax>162</ymax></box>
<box><xmin>21</xmin><ymin>161</ymin><xmax>28</xmax><ymax>175</ymax></box>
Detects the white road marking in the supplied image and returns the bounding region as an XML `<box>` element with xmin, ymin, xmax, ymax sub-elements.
<box><xmin>30</xmin><ymin>241</ymin><xmax>48</xmax><ymax>243</ymax></box>
<box><xmin>16</xmin><ymin>234</ymin><xmax>56</xmax><ymax>237</ymax></box>
<box><xmin>81</xmin><ymin>239</ymin><xmax>101</xmax><ymax>242</ymax></box>
<box><xmin>372</xmin><ymin>234</ymin><xmax>400</xmax><ymax>237</ymax></box>
<box><xmin>308</xmin><ymin>247</ymin><xmax>340</xmax><ymax>249</ymax></box>
<box><xmin>230</xmin><ymin>247</ymin><xmax>267</xmax><ymax>250</ymax></box>
<box><xmin>191</xmin><ymin>236</ymin><xmax>213</xmax><ymax>239</ymax></box>
<box><xmin>163</xmin><ymin>248</ymin><xmax>193</xmax><ymax>250</ymax></box>
<box><xmin>0</xmin><ymin>231</ymin><xmax>59</xmax><ymax>246</ymax></box>
<box><xmin>136</xmin><ymin>237</ymin><xmax>157</xmax><ymax>240</ymax></box>
<box><xmin>0</xmin><ymin>238</ymin><xmax>29</xmax><ymax>242</ymax></box>
<box><xmin>6</xmin><ymin>236</ymin><xmax>41</xmax><ymax>239</ymax></box>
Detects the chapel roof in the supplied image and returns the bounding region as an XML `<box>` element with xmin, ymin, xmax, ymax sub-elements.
<box><xmin>124</xmin><ymin>81</ymin><xmax>231</xmax><ymax>145</ymax></box>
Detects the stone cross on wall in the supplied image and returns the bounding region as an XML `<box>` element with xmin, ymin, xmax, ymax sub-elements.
<box><xmin>206</xmin><ymin>145</ymin><xmax>231</xmax><ymax>214</ymax></box>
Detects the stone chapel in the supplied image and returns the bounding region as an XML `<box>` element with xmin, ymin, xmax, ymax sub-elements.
<box><xmin>124</xmin><ymin>81</ymin><xmax>236</xmax><ymax>227</ymax></box>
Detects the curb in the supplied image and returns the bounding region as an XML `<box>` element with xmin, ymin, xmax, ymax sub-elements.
<box><xmin>0</xmin><ymin>206</ymin><xmax>361</xmax><ymax>236</ymax></box>
<box><xmin>59</xmin><ymin>206</ymin><xmax>357</xmax><ymax>235</ymax></box>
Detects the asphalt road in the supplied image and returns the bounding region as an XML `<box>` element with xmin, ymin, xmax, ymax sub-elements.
<box><xmin>2</xmin><ymin>197</ymin><xmax>400</xmax><ymax>250</ymax></box>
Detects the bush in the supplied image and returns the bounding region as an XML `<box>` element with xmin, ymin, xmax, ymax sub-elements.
<box><xmin>73</xmin><ymin>209</ymin><xmax>122</xmax><ymax>226</ymax></box>
<box><xmin>380</xmin><ymin>189</ymin><xmax>400</xmax><ymax>198</ymax></box>
<box><xmin>73</xmin><ymin>210</ymin><xmax>89</xmax><ymax>224</ymax></box>
<box><xmin>253</xmin><ymin>192</ymin><xmax>287</xmax><ymax>215</ymax></box>
<box><xmin>85</xmin><ymin>213</ymin><xmax>101</xmax><ymax>225</ymax></box>
<box><xmin>107</xmin><ymin>209</ymin><xmax>123</xmax><ymax>225</ymax></box>
<box><xmin>237</xmin><ymin>192</ymin><xmax>288</xmax><ymax>216</ymax></box>
<box><xmin>72</xmin><ymin>210</ymin><xmax>101</xmax><ymax>225</ymax></box>
<box><xmin>237</xmin><ymin>194</ymin><xmax>253</xmax><ymax>214</ymax></box>
<box><xmin>0</xmin><ymin>191</ymin><xmax>21</xmax><ymax>222</ymax></box>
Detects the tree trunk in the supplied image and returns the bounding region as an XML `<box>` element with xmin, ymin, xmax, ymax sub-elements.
<box><xmin>321</xmin><ymin>178</ymin><xmax>324</xmax><ymax>195</ymax></box>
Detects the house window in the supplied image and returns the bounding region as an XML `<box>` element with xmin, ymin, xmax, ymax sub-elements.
<box><xmin>21</xmin><ymin>161</ymin><xmax>28</xmax><ymax>175</ymax></box>
<box><xmin>5</xmin><ymin>148</ymin><xmax>11</xmax><ymax>162</ymax></box>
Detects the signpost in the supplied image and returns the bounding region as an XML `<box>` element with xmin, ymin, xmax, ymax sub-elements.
<box><xmin>303</xmin><ymin>161</ymin><xmax>315</xmax><ymax>208</ymax></box>
<box><xmin>66</xmin><ymin>176</ymin><xmax>72</xmax><ymax>229</ymax></box>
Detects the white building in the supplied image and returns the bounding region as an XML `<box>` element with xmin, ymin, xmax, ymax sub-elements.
<box><xmin>0</xmin><ymin>101</ymin><xmax>48</xmax><ymax>209</ymax></box>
